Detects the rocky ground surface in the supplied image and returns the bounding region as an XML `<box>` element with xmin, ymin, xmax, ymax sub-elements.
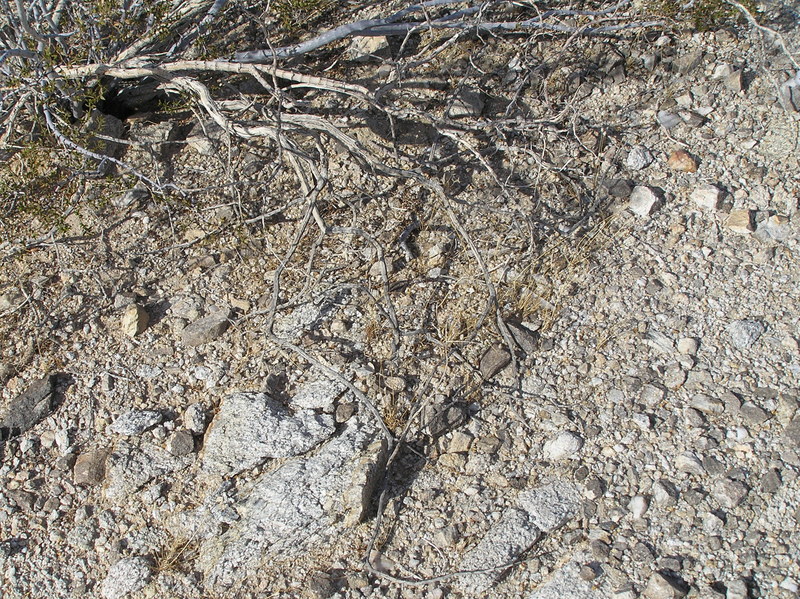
<box><xmin>1</xmin><ymin>1</ymin><xmax>800</xmax><ymax>598</ymax></box>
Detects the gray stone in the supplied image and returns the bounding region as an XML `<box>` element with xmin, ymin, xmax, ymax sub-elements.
<box><xmin>740</xmin><ymin>402</ymin><xmax>770</xmax><ymax>425</ymax></box>
<box><xmin>785</xmin><ymin>415</ymin><xmax>800</xmax><ymax>447</ymax></box>
<box><xmin>664</xmin><ymin>364</ymin><xmax>686</xmax><ymax>390</ymax></box>
<box><xmin>166</xmin><ymin>430</ymin><xmax>195</xmax><ymax>456</ymax></box>
<box><xmin>105</xmin><ymin>440</ymin><xmax>193</xmax><ymax>500</ymax></box>
<box><xmin>184</xmin><ymin>403</ymin><xmax>207</xmax><ymax>435</ymax></box>
<box><xmin>507</xmin><ymin>321</ymin><xmax>540</xmax><ymax>354</ymax></box>
<box><xmin>543</xmin><ymin>431</ymin><xmax>583</xmax><ymax>461</ymax></box>
<box><xmin>180</xmin><ymin>310</ymin><xmax>231</xmax><ymax>346</ymax></box>
<box><xmin>100</xmin><ymin>556</ymin><xmax>152</xmax><ymax>599</ymax></box>
<box><xmin>677</xmin><ymin>337</ymin><xmax>699</xmax><ymax>355</ymax></box>
<box><xmin>112</xmin><ymin>185</ymin><xmax>149</xmax><ymax>209</ymax></box>
<box><xmin>120</xmin><ymin>304</ymin><xmax>149</xmax><ymax>337</ymax></box>
<box><xmin>626</xmin><ymin>145</ymin><xmax>654</xmax><ymax>170</ymax></box>
<box><xmin>726</xmin><ymin>578</ymin><xmax>749</xmax><ymax>599</ymax></box>
<box><xmin>644</xmin><ymin>571</ymin><xmax>688</xmax><ymax>599</ymax></box>
<box><xmin>109</xmin><ymin>410</ymin><xmax>163</xmax><ymax>436</ymax></box>
<box><xmin>657</xmin><ymin>111</ymin><xmax>682</xmax><ymax>129</ymax></box>
<box><xmin>73</xmin><ymin>449</ymin><xmax>108</xmax><ymax>485</ymax></box>
<box><xmin>0</xmin><ymin>375</ymin><xmax>55</xmax><ymax>439</ymax></box>
<box><xmin>653</xmin><ymin>479</ymin><xmax>679</xmax><ymax>507</ymax></box>
<box><xmin>690</xmin><ymin>394</ymin><xmax>724</xmax><ymax>414</ymax></box>
<box><xmin>202</xmin><ymin>392</ymin><xmax>335</xmax><ymax>476</ymax></box>
<box><xmin>628</xmin><ymin>186</ymin><xmax>662</xmax><ymax>217</ymax></box>
<box><xmin>690</xmin><ymin>185</ymin><xmax>723</xmax><ymax>211</ymax></box>
<box><xmin>196</xmin><ymin>416</ymin><xmax>384</xmax><ymax>589</ymax></box>
<box><xmin>673</xmin><ymin>50</ymin><xmax>704</xmax><ymax>74</ymax></box>
<box><xmin>292</xmin><ymin>378</ymin><xmax>346</xmax><ymax>410</ymax></box>
<box><xmin>517</xmin><ymin>481</ymin><xmax>581</xmax><ymax>533</ymax></box>
<box><xmin>760</xmin><ymin>469</ymin><xmax>782</xmax><ymax>493</ymax></box>
<box><xmin>458</xmin><ymin>507</ymin><xmax>542</xmax><ymax>593</ymax></box>
<box><xmin>780</xmin><ymin>71</ymin><xmax>800</xmax><ymax>112</ymax></box>
<box><xmin>0</xmin><ymin>288</ymin><xmax>24</xmax><ymax>312</ymax></box>
<box><xmin>422</xmin><ymin>402</ymin><xmax>467</xmax><ymax>437</ymax></box>
<box><xmin>712</xmin><ymin>479</ymin><xmax>748</xmax><ymax>509</ymax></box>
<box><xmin>726</xmin><ymin>320</ymin><xmax>765</xmax><ymax>349</ymax></box>
<box><xmin>628</xmin><ymin>494</ymin><xmax>649</xmax><ymax>519</ymax></box>
<box><xmin>480</xmin><ymin>344</ymin><xmax>511</xmax><ymax>379</ymax></box>
<box><xmin>676</xmin><ymin>453</ymin><xmax>705</xmax><ymax>476</ymax></box>
<box><xmin>342</xmin><ymin>439</ymin><xmax>388</xmax><ymax>526</ymax></box>
<box><xmin>448</xmin><ymin>88</ymin><xmax>484</xmax><ymax>118</ymax></box>
<box><xmin>526</xmin><ymin>555</ymin><xmax>605</xmax><ymax>599</ymax></box>
<box><xmin>723</xmin><ymin>70</ymin><xmax>743</xmax><ymax>93</ymax></box>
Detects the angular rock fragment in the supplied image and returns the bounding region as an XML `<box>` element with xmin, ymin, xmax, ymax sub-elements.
<box><xmin>628</xmin><ymin>186</ymin><xmax>662</xmax><ymax>217</ymax></box>
<box><xmin>517</xmin><ymin>481</ymin><xmax>581</xmax><ymax>532</ymax></box>
<box><xmin>667</xmin><ymin>149</ymin><xmax>698</xmax><ymax>173</ymax></box>
<box><xmin>196</xmin><ymin>416</ymin><xmax>384</xmax><ymax>590</ymax></box>
<box><xmin>73</xmin><ymin>449</ymin><xmax>108</xmax><ymax>485</ymax></box>
<box><xmin>183</xmin><ymin>403</ymin><xmax>207</xmax><ymax>435</ymax></box>
<box><xmin>626</xmin><ymin>145</ymin><xmax>654</xmax><ymax>170</ymax></box>
<box><xmin>0</xmin><ymin>375</ymin><xmax>55</xmax><ymax>439</ymax></box>
<box><xmin>342</xmin><ymin>438</ymin><xmax>388</xmax><ymax>526</ymax></box>
<box><xmin>448</xmin><ymin>88</ymin><xmax>484</xmax><ymax>118</ymax></box>
<box><xmin>726</xmin><ymin>320</ymin><xmax>764</xmax><ymax>349</ymax></box>
<box><xmin>105</xmin><ymin>440</ymin><xmax>193</xmax><ymax>500</ymax></box>
<box><xmin>180</xmin><ymin>310</ymin><xmax>231</xmax><ymax>346</ymax></box>
<box><xmin>526</xmin><ymin>554</ymin><xmax>606</xmax><ymax>599</ymax></box>
<box><xmin>100</xmin><ymin>556</ymin><xmax>152</xmax><ymax>599</ymax></box>
<box><xmin>725</xmin><ymin>210</ymin><xmax>754</xmax><ymax>234</ymax></box>
<box><xmin>644</xmin><ymin>571</ymin><xmax>688</xmax><ymax>599</ymax></box>
<box><xmin>690</xmin><ymin>185</ymin><xmax>723</xmax><ymax>210</ymax></box>
<box><xmin>480</xmin><ymin>344</ymin><xmax>511</xmax><ymax>379</ymax></box>
<box><xmin>202</xmin><ymin>392</ymin><xmax>335</xmax><ymax>476</ymax></box>
<box><xmin>108</xmin><ymin>410</ymin><xmax>163</xmax><ymax>436</ymax></box>
<box><xmin>120</xmin><ymin>304</ymin><xmax>149</xmax><ymax>337</ymax></box>
<box><xmin>543</xmin><ymin>431</ymin><xmax>583</xmax><ymax>461</ymax></box>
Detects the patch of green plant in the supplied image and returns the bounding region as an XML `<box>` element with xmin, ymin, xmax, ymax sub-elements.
<box><xmin>272</xmin><ymin>0</ymin><xmax>335</xmax><ymax>32</ymax></box>
<box><xmin>647</xmin><ymin>0</ymin><xmax>759</xmax><ymax>31</ymax></box>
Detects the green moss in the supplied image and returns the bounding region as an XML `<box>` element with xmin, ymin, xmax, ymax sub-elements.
<box><xmin>272</xmin><ymin>0</ymin><xmax>335</xmax><ymax>31</ymax></box>
<box><xmin>648</xmin><ymin>0</ymin><xmax>759</xmax><ymax>31</ymax></box>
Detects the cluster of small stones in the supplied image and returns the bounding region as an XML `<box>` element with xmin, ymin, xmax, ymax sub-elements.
<box><xmin>1</xmin><ymin>10</ymin><xmax>800</xmax><ymax>599</ymax></box>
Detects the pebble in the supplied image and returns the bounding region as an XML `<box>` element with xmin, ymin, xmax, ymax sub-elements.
<box><xmin>120</xmin><ymin>304</ymin><xmax>149</xmax><ymax>337</ymax></box>
<box><xmin>644</xmin><ymin>571</ymin><xmax>688</xmax><ymax>599</ymax></box>
<box><xmin>73</xmin><ymin>449</ymin><xmax>108</xmax><ymax>485</ymax></box>
<box><xmin>726</xmin><ymin>320</ymin><xmax>765</xmax><ymax>349</ymax></box>
<box><xmin>479</xmin><ymin>345</ymin><xmax>511</xmax><ymax>379</ymax></box>
<box><xmin>712</xmin><ymin>479</ymin><xmax>748</xmax><ymax>509</ymax></box>
<box><xmin>100</xmin><ymin>556</ymin><xmax>152</xmax><ymax>599</ymax></box>
<box><xmin>628</xmin><ymin>495</ymin><xmax>649</xmax><ymax>519</ymax></box>
<box><xmin>543</xmin><ymin>431</ymin><xmax>584</xmax><ymax>461</ymax></box>
<box><xmin>690</xmin><ymin>394</ymin><xmax>724</xmax><ymax>414</ymax></box>
<box><xmin>180</xmin><ymin>310</ymin><xmax>231</xmax><ymax>346</ymax></box>
<box><xmin>657</xmin><ymin>111</ymin><xmax>682</xmax><ymax>129</ymax></box>
<box><xmin>652</xmin><ymin>480</ymin><xmax>679</xmax><ymax>507</ymax></box>
<box><xmin>448</xmin><ymin>88</ymin><xmax>485</xmax><ymax>118</ymax></box>
<box><xmin>667</xmin><ymin>150</ymin><xmax>698</xmax><ymax>173</ymax></box>
<box><xmin>628</xmin><ymin>186</ymin><xmax>662</xmax><ymax>217</ymax></box>
<box><xmin>726</xmin><ymin>578</ymin><xmax>749</xmax><ymax>599</ymax></box>
<box><xmin>739</xmin><ymin>402</ymin><xmax>769</xmax><ymax>424</ymax></box>
<box><xmin>690</xmin><ymin>185</ymin><xmax>723</xmax><ymax>211</ymax></box>
<box><xmin>0</xmin><ymin>375</ymin><xmax>55</xmax><ymax>438</ymax></box>
<box><xmin>664</xmin><ymin>364</ymin><xmax>686</xmax><ymax>390</ymax></box>
<box><xmin>725</xmin><ymin>210</ymin><xmax>755</xmax><ymax>234</ymax></box>
<box><xmin>183</xmin><ymin>403</ymin><xmax>207</xmax><ymax>435</ymax></box>
<box><xmin>784</xmin><ymin>416</ymin><xmax>800</xmax><ymax>447</ymax></box>
<box><xmin>108</xmin><ymin>410</ymin><xmax>163</xmax><ymax>436</ymax></box>
<box><xmin>166</xmin><ymin>430</ymin><xmax>195</xmax><ymax>456</ymax></box>
<box><xmin>627</xmin><ymin>145</ymin><xmax>654</xmax><ymax>170</ymax></box>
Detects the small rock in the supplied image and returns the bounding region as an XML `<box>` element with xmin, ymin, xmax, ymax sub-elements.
<box><xmin>0</xmin><ymin>288</ymin><xmax>24</xmax><ymax>311</ymax></box>
<box><xmin>760</xmin><ymin>468</ymin><xmax>782</xmax><ymax>493</ymax></box>
<box><xmin>652</xmin><ymin>479</ymin><xmax>679</xmax><ymax>507</ymax></box>
<box><xmin>740</xmin><ymin>402</ymin><xmax>770</xmax><ymax>425</ymax></box>
<box><xmin>480</xmin><ymin>345</ymin><xmax>511</xmax><ymax>379</ymax></box>
<box><xmin>166</xmin><ymin>430</ymin><xmax>195</xmax><ymax>456</ymax></box>
<box><xmin>335</xmin><ymin>402</ymin><xmax>357</xmax><ymax>423</ymax></box>
<box><xmin>673</xmin><ymin>50</ymin><xmax>704</xmax><ymax>74</ymax></box>
<box><xmin>0</xmin><ymin>375</ymin><xmax>55</xmax><ymax>439</ymax></box>
<box><xmin>663</xmin><ymin>364</ymin><xmax>686</xmax><ymax>390</ymax></box>
<box><xmin>112</xmin><ymin>185</ymin><xmax>149</xmax><ymax>209</ymax></box>
<box><xmin>180</xmin><ymin>310</ymin><xmax>231</xmax><ymax>346</ymax></box>
<box><xmin>448</xmin><ymin>88</ymin><xmax>485</xmax><ymax>118</ymax></box>
<box><xmin>120</xmin><ymin>304</ymin><xmax>149</xmax><ymax>337</ymax></box>
<box><xmin>712</xmin><ymin>479</ymin><xmax>748</xmax><ymax>509</ymax></box>
<box><xmin>725</xmin><ymin>210</ymin><xmax>754</xmax><ymax>234</ymax></box>
<box><xmin>657</xmin><ymin>111</ymin><xmax>682</xmax><ymax>129</ymax></box>
<box><xmin>628</xmin><ymin>186</ymin><xmax>662</xmax><ymax>217</ymax></box>
<box><xmin>184</xmin><ymin>403</ymin><xmax>207</xmax><ymax>435</ymax></box>
<box><xmin>627</xmin><ymin>146</ymin><xmax>654</xmax><ymax>170</ymax></box>
<box><xmin>755</xmin><ymin>214</ymin><xmax>791</xmax><ymax>241</ymax></box>
<box><xmin>726</xmin><ymin>578</ymin><xmax>749</xmax><ymax>599</ymax></box>
<box><xmin>507</xmin><ymin>321</ymin><xmax>540</xmax><ymax>353</ymax></box>
<box><xmin>448</xmin><ymin>431</ymin><xmax>474</xmax><ymax>453</ymax></box>
<box><xmin>723</xmin><ymin>70</ymin><xmax>743</xmax><ymax>93</ymax></box>
<box><xmin>676</xmin><ymin>453</ymin><xmax>705</xmax><ymax>476</ymax></box>
<box><xmin>779</xmin><ymin>71</ymin><xmax>800</xmax><ymax>112</ymax></box>
<box><xmin>644</xmin><ymin>571</ymin><xmax>688</xmax><ymax>599</ymax></box>
<box><xmin>667</xmin><ymin>150</ymin><xmax>698</xmax><ymax>173</ymax></box>
<box><xmin>100</xmin><ymin>556</ymin><xmax>152</xmax><ymax>599</ymax></box>
<box><xmin>342</xmin><ymin>439</ymin><xmax>388</xmax><ymax>526</ymax></box>
<box><xmin>690</xmin><ymin>185</ymin><xmax>723</xmax><ymax>211</ymax></box>
<box><xmin>628</xmin><ymin>495</ymin><xmax>649</xmax><ymax>519</ymax></box>
<box><xmin>690</xmin><ymin>394</ymin><xmax>724</xmax><ymax>414</ymax></box>
<box><xmin>73</xmin><ymin>449</ymin><xmax>108</xmax><ymax>485</ymax></box>
<box><xmin>109</xmin><ymin>410</ymin><xmax>163</xmax><ymax>436</ymax></box>
<box><xmin>384</xmin><ymin>376</ymin><xmax>406</xmax><ymax>392</ymax></box>
<box><xmin>726</xmin><ymin>320</ymin><xmax>765</xmax><ymax>349</ymax></box>
<box><xmin>604</xmin><ymin>178</ymin><xmax>634</xmax><ymax>198</ymax></box>
<box><xmin>423</xmin><ymin>403</ymin><xmax>467</xmax><ymax>437</ymax></box>
<box><xmin>433</xmin><ymin>525</ymin><xmax>460</xmax><ymax>547</ymax></box>
<box><xmin>784</xmin><ymin>416</ymin><xmax>800</xmax><ymax>447</ymax></box>
<box><xmin>543</xmin><ymin>431</ymin><xmax>584</xmax><ymax>461</ymax></box>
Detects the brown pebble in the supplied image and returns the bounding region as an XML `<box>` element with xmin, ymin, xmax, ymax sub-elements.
<box><xmin>667</xmin><ymin>149</ymin><xmax>698</xmax><ymax>173</ymax></box>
